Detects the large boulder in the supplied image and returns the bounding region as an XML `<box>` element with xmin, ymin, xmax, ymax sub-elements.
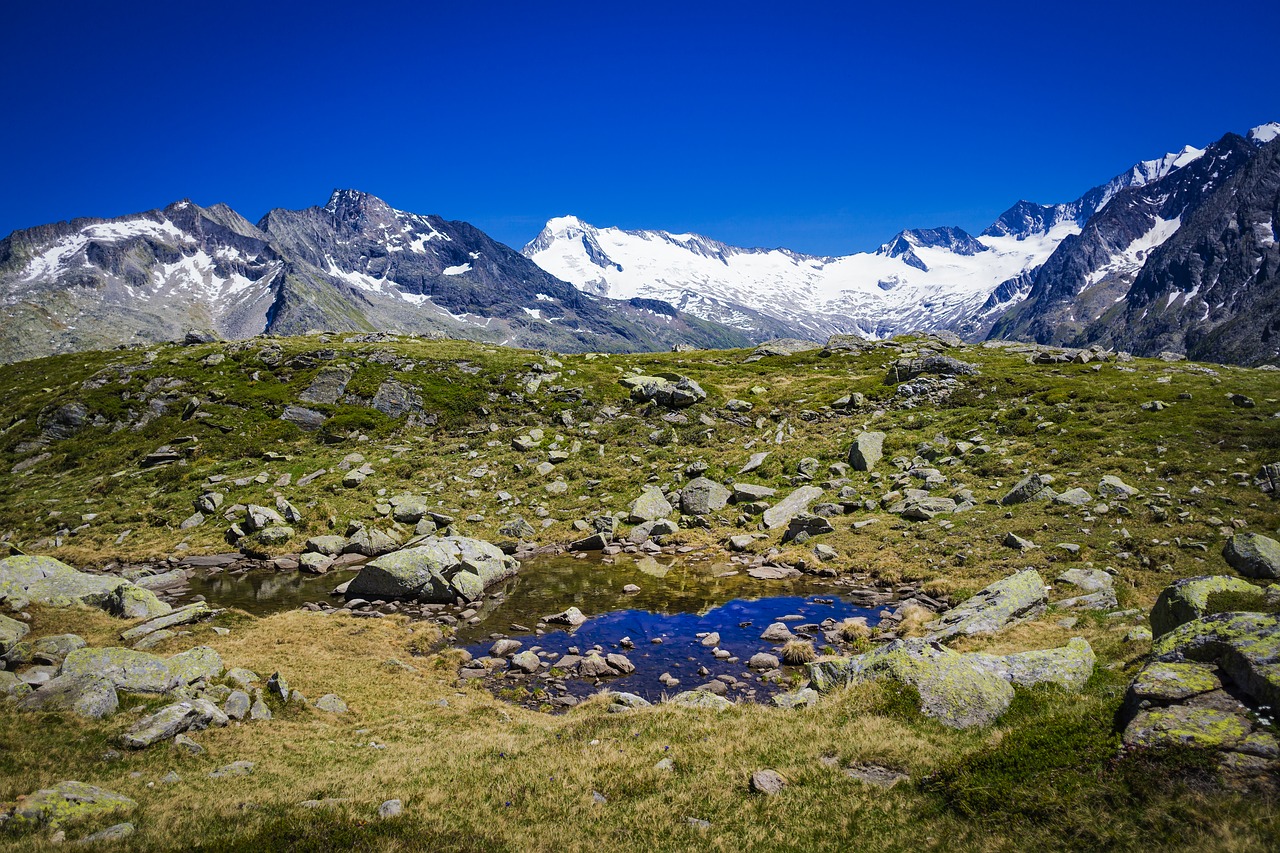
<box><xmin>680</xmin><ymin>478</ymin><xmax>731</xmax><ymax>515</ymax></box>
<box><xmin>61</xmin><ymin>647</ymin><xmax>178</xmax><ymax>694</ymax></box>
<box><xmin>1150</xmin><ymin>611</ymin><xmax>1280</xmax><ymax>709</ymax></box>
<box><xmin>1149</xmin><ymin>575</ymin><xmax>1260</xmax><ymax>639</ymax></box>
<box><xmin>16</xmin><ymin>674</ymin><xmax>119</xmax><ymax>719</ymax></box>
<box><xmin>1000</xmin><ymin>473</ymin><xmax>1056</xmax><ymax>506</ymax></box>
<box><xmin>4</xmin><ymin>781</ymin><xmax>136</xmax><ymax>830</ymax></box>
<box><xmin>345</xmin><ymin>536</ymin><xmax>518</xmax><ymax>603</ymax></box>
<box><xmin>619</xmin><ymin>374</ymin><xmax>706</xmax><ymax>409</ymax></box>
<box><xmin>627</xmin><ymin>488</ymin><xmax>673</xmax><ymax>523</ymax></box>
<box><xmin>1222</xmin><ymin>533</ymin><xmax>1280</xmax><ymax>579</ymax></box>
<box><xmin>762</xmin><ymin>486</ymin><xmax>824</xmax><ymax>530</ymax></box>
<box><xmin>121</xmin><ymin>698</ymin><xmax>229</xmax><ymax>749</ymax></box>
<box><xmin>968</xmin><ymin>638</ymin><xmax>1096</xmax><ymax>692</ymax></box>
<box><xmin>925</xmin><ymin>570</ymin><xmax>1046</xmax><ymax>642</ymax></box>
<box><xmin>0</xmin><ymin>556</ymin><xmax>170</xmax><ymax>619</ymax></box>
<box><xmin>848</xmin><ymin>431</ymin><xmax>886</xmax><ymax>472</ymax></box>
<box><xmin>0</xmin><ymin>612</ymin><xmax>29</xmax><ymax>654</ymax></box>
<box><xmin>810</xmin><ymin>639</ymin><xmax>1014</xmax><ymax>728</ymax></box>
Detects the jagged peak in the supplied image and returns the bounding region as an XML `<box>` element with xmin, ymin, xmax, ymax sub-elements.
<box><xmin>323</xmin><ymin>188</ymin><xmax>393</xmax><ymax>216</ymax></box>
<box><xmin>1249</xmin><ymin>122</ymin><xmax>1280</xmax><ymax>146</ymax></box>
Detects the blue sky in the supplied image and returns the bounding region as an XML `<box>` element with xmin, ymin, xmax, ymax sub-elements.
<box><xmin>3</xmin><ymin>1</ymin><xmax>1277</xmax><ymax>256</ymax></box>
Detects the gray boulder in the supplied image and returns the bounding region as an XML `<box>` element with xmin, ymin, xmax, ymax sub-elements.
<box><xmin>61</xmin><ymin>647</ymin><xmax>177</xmax><ymax>694</ymax></box>
<box><xmin>0</xmin><ymin>613</ymin><xmax>28</xmax><ymax>654</ymax></box>
<box><xmin>619</xmin><ymin>374</ymin><xmax>707</xmax><ymax>408</ymax></box>
<box><xmin>120</xmin><ymin>698</ymin><xmax>228</xmax><ymax>749</ymax></box>
<box><xmin>346</xmin><ymin>536</ymin><xmax>518</xmax><ymax>603</ymax></box>
<box><xmin>0</xmin><ymin>555</ymin><xmax>170</xmax><ymax>619</ymax></box>
<box><xmin>1001</xmin><ymin>474</ymin><xmax>1056</xmax><ymax>505</ymax></box>
<box><xmin>1150</xmin><ymin>575</ymin><xmax>1260</xmax><ymax>639</ymax></box>
<box><xmin>925</xmin><ymin>570</ymin><xmax>1046</xmax><ymax>641</ymax></box>
<box><xmin>627</xmin><ymin>488</ymin><xmax>673</xmax><ymax>523</ymax></box>
<box><xmin>762</xmin><ymin>486</ymin><xmax>824</xmax><ymax>530</ymax></box>
<box><xmin>5</xmin><ymin>781</ymin><xmax>136</xmax><ymax>830</ymax></box>
<box><xmin>680</xmin><ymin>478</ymin><xmax>731</xmax><ymax>515</ymax></box>
<box><xmin>1222</xmin><ymin>533</ymin><xmax>1280</xmax><ymax>579</ymax></box>
<box><xmin>16</xmin><ymin>674</ymin><xmax>118</xmax><ymax>719</ymax></box>
<box><xmin>848</xmin><ymin>431</ymin><xmax>886</xmax><ymax>472</ymax></box>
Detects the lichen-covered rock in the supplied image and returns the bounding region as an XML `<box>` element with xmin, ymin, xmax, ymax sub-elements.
<box><xmin>1149</xmin><ymin>575</ymin><xmax>1260</xmax><ymax>638</ymax></box>
<box><xmin>666</xmin><ymin>690</ymin><xmax>734</xmax><ymax>710</ymax></box>
<box><xmin>16</xmin><ymin>674</ymin><xmax>118</xmax><ymax>719</ymax></box>
<box><xmin>1000</xmin><ymin>473</ymin><xmax>1056</xmax><ymax>505</ymax></box>
<box><xmin>1123</xmin><ymin>705</ymin><xmax>1252</xmax><ymax>750</ymax></box>
<box><xmin>167</xmin><ymin>646</ymin><xmax>224</xmax><ymax>685</ymax></box>
<box><xmin>627</xmin><ymin>488</ymin><xmax>673</xmax><ymax>523</ymax></box>
<box><xmin>121</xmin><ymin>698</ymin><xmax>228</xmax><ymax>749</ymax></box>
<box><xmin>810</xmin><ymin>638</ymin><xmax>1014</xmax><ymax>729</ymax></box>
<box><xmin>1127</xmin><ymin>661</ymin><xmax>1222</xmax><ymax>704</ymax></box>
<box><xmin>61</xmin><ymin>647</ymin><xmax>176</xmax><ymax>694</ymax></box>
<box><xmin>1098</xmin><ymin>475</ymin><xmax>1138</xmax><ymax>498</ymax></box>
<box><xmin>0</xmin><ymin>555</ymin><xmax>169</xmax><ymax>619</ymax></box>
<box><xmin>1055</xmin><ymin>568</ymin><xmax>1118</xmax><ymax>610</ymax></box>
<box><xmin>762</xmin><ymin>486</ymin><xmax>825</xmax><ymax>530</ymax></box>
<box><xmin>969</xmin><ymin>638</ymin><xmax>1096</xmax><ymax>692</ymax></box>
<box><xmin>5</xmin><ymin>781</ymin><xmax>136</xmax><ymax>830</ymax></box>
<box><xmin>1222</xmin><ymin>533</ymin><xmax>1280</xmax><ymax>579</ymax></box>
<box><xmin>0</xmin><ymin>612</ymin><xmax>28</xmax><ymax>654</ymax></box>
<box><xmin>680</xmin><ymin>477</ymin><xmax>731</xmax><ymax>515</ymax></box>
<box><xmin>848</xmin><ymin>431</ymin><xmax>886</xmax><ymax>472</ymax></box>
<box><xmin>925</xmin><ymin>570</ymin><xmax>1046</xmax><ymax>641</ymax></box>
<box><xmin>120</xmin><ymin>602</ymin><xmax>216</xmax><ymax>643</ymax></box>
<box><xmin>619</xmin><ymin>374</ymin><xmax>706</xmax><ymax>408</ymax></box>
<box><xmin>1150</xmin><ymin>611</ymin><xmax>1280</xmax><ymax>709</ymax></box>
<box><xmin>345</xmin><ymin>536</ymin><xmax>518</xmax><ymax>603</ymax></box>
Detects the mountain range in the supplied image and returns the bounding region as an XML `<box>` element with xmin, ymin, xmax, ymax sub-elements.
<box><xmin>2</xmin><ymin>121</ymin><xmax>1278</xmax><ymax>365</ymax></box>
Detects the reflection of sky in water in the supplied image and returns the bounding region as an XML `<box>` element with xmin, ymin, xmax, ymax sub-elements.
<box><xmin>464</xmin><ymin>593</ymin><xmax>879</xmax><ymax>702</ymax></box>
<box><xmin>184</xmin><ymin>552</ymin><xmax>879</xmax><ymax>700</ymax></box>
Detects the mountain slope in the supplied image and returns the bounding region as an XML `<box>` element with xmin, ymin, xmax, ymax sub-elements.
<box><xmin>522</xmin><ymin>140</ymin><xmax>1211</xmax><ymax>343</ymax></box>
<box><xmin>0</xmin><ymin>192</ymin><xmax>751</xmax><ymax>363</ymax></box>
<box><xmin>987</xmin><ymin>132</ymin><xmax>1263</xmax><ymax>351</ymax></box>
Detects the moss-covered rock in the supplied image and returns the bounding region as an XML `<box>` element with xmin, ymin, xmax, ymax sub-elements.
<box><xmin>61</xmin><ymin>647</ymin><xmax>176</xmax><ymax>694</ymax></box>
<box><xmin>1122</xmin><ymin>705</ymin><xmax>1252</xmax><ymax>750</ymax></box>
<box><xmin>1149</xmin><ymin>575</ymin><xmax>1260</xmax><ymax>639</ymax></box>
<box><xmin>926</xmin><ymin>570</ymin><xmax>1047</xmax><ymax>641</ymax></box>
<box><xmin>166</xmin><ymin>646</ymin><xmax>224</xmax><ymax>686</ymax></box>
<box><xmin>971</xmin><ymin>637</ymin><xmax>1096</xmax><ymax>692</ymax></box>
<box><xmin>0</xmin><ymin>555</ymin><xmax>169</xmax><ymax>619</ymax></box>
<box><xmin>16</xmin><ymin>673</ymin><xmax>118</xmax><ymax>718</ymax></box>
<box><xmin>0</xmin><ymin>612</ymin><xmax>28</xmax><ymax>654</ymax></box>
<box><xmin>5</xmin><ymin>781</ymin><xmax>136</xmax><ymax>830</ymax></box>
<box><xmin>345</xmin><ymin>535</ymin><xmax>518</xmax><ymax>603</ymax></box>
<box><xmin>1128</xmin><ymin>661</ymin><xmax>1222</xmax><ymax>703</ymax></box>
<box><xmin>811</xmin><ymin>639</ymin><xmax>1015</xmax><ymax>728</ymax></box>
<box><xmin>1222</xmin><ymin>532</ymin><xmax>1280</xmax><ymax>579</ymax></box>
<box><xmin>1151</xmin><ymin>611</ymin><xmax>1280</xmax><ymax>709</ymax></box>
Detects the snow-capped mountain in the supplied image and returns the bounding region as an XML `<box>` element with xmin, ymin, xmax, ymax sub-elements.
<box><xmin>0</xmin><ymin>191</ymin><xmax>752</xmax><ymax>363</ymax></box>
<box><xmin>523</xmin><ymin>132</ymin><xmax>1260</xmax><ymax>344</ymax></box>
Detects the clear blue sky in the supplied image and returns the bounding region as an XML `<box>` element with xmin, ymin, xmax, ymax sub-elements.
<box><xmin>3</xmin><ymin>1</ymin><xmax>1277</xmax><ymax>256</ymax></box>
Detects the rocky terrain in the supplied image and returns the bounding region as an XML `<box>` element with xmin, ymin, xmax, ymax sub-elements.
<box><xmin>0</xmin><ymin>332</ymin><xmax>1278</xmax><ymax>850</ymax></box>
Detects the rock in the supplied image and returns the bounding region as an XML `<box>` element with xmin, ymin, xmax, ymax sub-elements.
<box><xmin>1149</xmin><ymin>575</ymin><xmax>1260</xmax><ymax>639</ymax></box>
<box><xmin>666</xmin><ymin>690</ymin><xmax>733</xmax><ymax>710</ymax></box>
<box><xmin>969</xmin><ymin>638</ymin><xmax>1096</xmax><ymax>692</ymax></box>
<box><xmin>619</xmin><ymin>374</ymin><xmax>706</xmax><ymax>408</ymax></box>
<box><xmin>1222</xmin><ymin>533</ymin><xmax>1280</xmax><ymax>579</ymax></box>
<box><xmin>78</xmin><ymin>822</ymin><xmax>136</xmax><ymax>844</ymax></box>
<box><xmin>6</xmin><ymin>781</ymin><xmax>136</xmax><ymax>830</ymax></box>
<box><xmin>681</xmin><ymin>477</ymin><xmax>731</xmax><ymax>515</ymax></box>
<box><xmin>732</xmin><ymin>483</ymin><xmax>776</xmax><ymax>502</ymax></box>
<box><xmin>1001</xmin><ymin>473</ymin><xmax>1056</xmax><ymax>505</ymax></box>
<box><xmin>810</xmin><ymin>639</ymin><xmax>1015</xmax><ymax>728</ymax></box>
<box><xmin>245</xmin><ymin>504</ymin><xmax>286</xmax><ymax>532</ymax></box>
<box><xmin>0</xmin><ymin>555</ymin><xmax>170</xmax><ymax>619</ymax></box>
<box><xmin>1098</xmin><ymin>475</ymin><xmax>1138</xmax><ymax>498</ymax></box>
<box><xmin>606</xmin><ymin>653</ymin><xmax>635</xmax><ymax>674</ymax></box>
<box><xmin>61</xmin><ymin>647</ymin><xmax>176</xmax><ymax>694</ymax></box>
<box><xmin>845</xmin><ymin>764</ymin><xmax>910</xmax><ymax>788</ymax></box>
<box><xmin>605</xmin><ymin>691</ymin><xmax>652</xmax><ymax>712</ymax></box>
<box><xmin>900</xmin><ymin>496</ymin><xmax>957</xmax><ymax>520</ymax></box>
<box><xmin>1055</xmin><ymin>569</ymin><xmax>1119</xmax><ymax>610</ymax></box>
<box><xmin>299</xmin><ymin>366</ymin><xmax>353</xmax><ymax>405</ymax></box>
<box><xmin>267</xmin><ymin>672</ymin><xmax>289</xmax><ymax>700</ymax></box>
<box><xmin>544</xmin><ymin>607</ymin><xmax>587</xmax><ymax>627</ymax></box>
<box><xmin>760</xmin><ymin>622</ymin><xmax>794</xmax><ymax>642</ymax></box>
<box><xmin>848</xmin><ymin>431</ymin><xmax>886</xmax><ymax>472</ymax></box>
<box><xmin>0</xmin><ymin>612</ymin><xmax>29</xmax><ymax>654</ymax></box>
<box><xmin>315</xmin><ymin>694</ymin><xmax>348</xmax><ymax>713</ymax></box>
<box><xmin>627</xmin><ymin>488</ymin><xmax>673</xmax><ymax>523</ymax></box>
<box><xmin>762</xmin><ymin>485</ymin><xmax>824</xmax><ymax>530</ymax></box>
<box><xmin>342</xmin><ymin>526</ymin><xmax>402</xmax><ymax>558</ymax></box>
<box><xmin>29</xmin><ymin>633</ymin><xmax>87</xmax><ymax>659</ymax></box>
<box><xmin>173</xmin><ymin>734</ymin><xmax>204</xmax><ymax>755</ymax></box>
<box><xmin>16</xmin><ymin>674</ymin><xmax>118</xmax><ymax>719</ymax></box>
<box><xmin>738</xmin><ymin>452</ymin><xmax>770</xmax><ymax>474</ymax></box>
<box><xmin>748</xmin><ymin>339</ymin><xmax>820</xmax><ymax>359</ymax></box>
<box><xmin>1002</xmin><ymin>532</ymin><xmax>1036</xmax><ymax>551</ymax></box>
<box><xmin>781</xmin><ymin>513</ymin><xmax>834</xmax><ymax>543</ymax></box>
<box><xmin>749</xmin><ymin>769</ymin><xmax>787</xmax><ymax>795</ymax></box>
<box><xmin>771</xmin><ymin>688</ymin><xmax>819</xmax><ymax>709</ymax></box>
<box><xmin>120</xmin><ymin>602</ymin><xmax>216</xmax><ymax>643</ymax></box>
<box><xmin>1151</xmin><ymin>611</ymin><xmax>1280</xmax><ymax>708</ymax></box>
<box><xmin>1123</xmin><ymin>704</ymin><xmax>1252</xmax><ymax>750</ymax></box>
<box><xmin>749</xmin><ymin>652</ymin><xmax>780</xmax><ymax>669</ymax></box>
<box><xmin>281</xmin><ymin>405</ymin><xmax>327</xmax><ymax>430</ymax></box>
<box><xmin>305</xmin><ymin>535</ymin><xmax>348</xmax><ymax>556</ymax></box>
<box><xmin>250</xmin><ymin>691</ymin><xmax>272</xmax><ymax>721</ymax></box>
<box><xmin>569</xmin><ymin>533</ymin><xmax>610</xmax><ymax>552</ymax></box>
<box><xmin>167</xmin><ymin>646</ymin><xmax>224</xmax><ymax>685</ymax></box>
<box><xmin>208</xmin><ymin>761</ymin><xmax>254</xmax><ymax>779</ymax></box>
<box><xmin>925</xmin><ymin>570</ymin><xmax>1047</xmax><ymax>642</ymax></box>
<box><xmin>345</xmin><ymin>536</ymin><xmax>518</xmax><ymax>603</ymax></box>
<box><xmin>510</xmin><ymin>651</ymin><xmax>542</xmax><ymax>673</ymax></box>
<box><xmin>490</xmin><ymin>639</ymin><xmax>522</xmax><ymax>658</ymax></box>
<box><xmin>225</xmin><ymin>668</ymin><xmax>260</xmax><ymax>688</ymax></box>
<box><xmin>121</xmin><ymin>699</ymin><xmax>228</xmax><ymax>749</ymax></box>
<box><xmin>1053</xmin><ymin>488</ymin><xmax>1093</xmax><ymax>506</ymax></box>
<box><xmin>888</xmin><ymin>355</ymin><xmax>979</xmax><ymax>381</ymax></box>
<box><xmin>224</xmin><ymin>690</ymin><xmax>251</xmax><ymax>720</ymax></box>
<box><xmin>299</xmin><ymin>552</ymin><xmax>333</xmax><ymax>574</ymax></box>
<box><xmin>378</xmin><ymin>799</ymin><xmax>403</xmax><ymax>819</ymax></box>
